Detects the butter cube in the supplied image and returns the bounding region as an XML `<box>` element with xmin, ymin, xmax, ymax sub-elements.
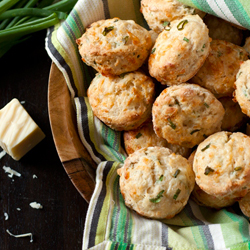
<box><xmin>0</xmin><ymin>98</ymin><xmax>45</xmax><ymax>160</ymax></box>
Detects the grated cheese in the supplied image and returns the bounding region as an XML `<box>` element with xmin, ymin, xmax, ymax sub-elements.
<box><xmin>32</xmin><ymin>174</ymin><xmax>38</xmax><ymax>179</ymax></box>
<box><xmin>16</xmin><ymin>208</ymin><xmax>21</xmax><ymax>211</ymax></box>
<box><xmin>6</xmin><ymin>229</ymin><xmax>33</xmax><ymax>242</ymax></box>
<box><xmin>0</xmin><ymin>150</ymin><xmax>6</xmax><ymax>159</ymax></box>
<box><xmin>4</xmin><ymin>212</ymin><xmax>8</xmax><ymax>220</ymax></box>
<box><xmin>3</xmin><ymin>166</ymin><xmax>21</xmax><ymax>178</ymax></box>
<box><xmin>29</xmin><ymin>202</ymin><xmax>43</xmax><ymax>209</ymax></box>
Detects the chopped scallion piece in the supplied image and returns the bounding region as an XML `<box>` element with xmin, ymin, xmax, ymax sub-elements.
<box><xmin>234</xmin><ymin>166</ymin><xmax>242</xmax><ymax>171</ymax></box>
<box><xmin>190</xmin><ymin>129</ymin><xmax>200</xmax><ymax>135</ymax></box>
<box><xmin>173</xmin><ymin>169</ymin><xmax>180</xmax><ymax>178</ymax></box>
<box><xmin>201</xmin><ymin>144</ymin><xmax>210</xmax><ymax>152</ymax></box>
<box><xmin>183</xmin><ymin>37</ymin><xmax>189</xmax><ymax>43</ymax></box>
<box><xmin>102</xmin><ymin>26</ymin><xmax>114</xmax><ymax>36</ymax></box>
<box><xmin>135</xmin><ymin>132</ymin><xmax>142</xmax><ymax>139</ymax></box>
<box><xmin>173</xmin><ymin>189</ymin><xmax>181</xmax><ymax>200</ymax></box>
<box><xmin>158</xmin><ymin>175</ymin><xmax>164</xmax><ymax>182</ymax></box>
<box><xmin>177</xmin><ymin>20</ymin><xmax>188</xmax><ymax>30</ymax></box>
<box><xmin>204</xmin><ymin>102</ymin><xmax>209</xmax><ymax>108</ymax></box>
<box><xmin>204</xmin><ymin>166</ymin><xmax>214</xmax><ymax>175</ymax></box>
<box><xmin>162</xmin><ymin>21</ymin><xmax>170</xmax><ymax>27</ymax></box>
<box><xmin>122</xmin><ymin>35</ymin><xmax>129</xmax><ymax>44</ymax></box>
<box><xmin>149</xmin><ymin>190</ymin><xmax>165</xmax><ymax>203</ymax></box>
<box><xmin>151</xmin><ymin>47</ymin><xmax>156</xmax><ymax>54</ymax></box>
<box><xmin>167</xmin><ymin>118</ymin><xmax>176</xmax><ymax>130</ymax></box>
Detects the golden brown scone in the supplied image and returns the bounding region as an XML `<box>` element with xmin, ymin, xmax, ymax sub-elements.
<box><xmin>189</xmin><ymin>151</ymin><xmax>236</xmax><ymax>209</ymax></box>
<box><xmin>193</xmin><ymin>131</ymin><xmax>250</xmax><ymax>199</ymax></box>
<box><xmin>204</xmin><ymin>14</ymin><xmax>243</xmax><ymax>46</ymax></box>
<box><xmin>123</xmin><ymin>119</ymin><xmax>191</xmax><ymax>157</ymax></box>
<box><xmin>87</xmin><ymin>71</ymin><xmax>155</xmax><ymax>131</ymax></box>
<box><xmin>239</xmin><ymin>192</ymin><xmax>250</xmax><ymax>217</ymax></box>
<box><xmin>117</xmin><ymin>147</ymin><xmax>195</xmax><ymax>219</ymax></box>
<box><xmin>148</xmin><ymin>15</ymin><xmax>210</xmax><ymax>86</ymax></box>
<box><xmin>152</xmin><ymin>84</ymin><xmax>225</xmax><ymax>148</ymax></box>
<box><xmin>76</xmin><ymin>18</ymin><xmax>152</xmax><ymax>76</ymax></box>
<box><xmin>234</xmin><ymin>60</ymin><xmax>250</xmax><ymax>117</ymax></box>
<box><xmin>140</xmin><ymin>0</ymin><xmax>205</xmax><ymax>33</ymax></box>
<box><xmin>192</xmin><ymin>40</ymin><xmax>248</xmax><ymax>97</ymax></box>
<box><xmin>219</xmin><ymin>97</ymin><xmax>247</xmax><ymax>132</ymax></box>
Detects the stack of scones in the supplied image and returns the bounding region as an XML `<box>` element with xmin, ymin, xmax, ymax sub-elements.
<box><xmin>76</xmin><ymin>0</ymin><xmax>250</xmax><ymax>220</ymax></box>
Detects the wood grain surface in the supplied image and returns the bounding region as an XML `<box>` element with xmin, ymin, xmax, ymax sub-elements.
<box><xmin>48</xmin><ymin>63</ymin><xmax>96</xmax><ymax>202</ymax></box>
<box><xmin>0</xmin><ymin>30</ymin><xmax>88</xmax><ymax>250</ymax></box>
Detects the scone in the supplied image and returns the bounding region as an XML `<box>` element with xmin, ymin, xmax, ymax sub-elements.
<box><xmin>189</xmin><ymin>151</ymin><xmax>236</xmax><ymax>209</ymax></box>
<box><xmin>193</xmin><ymin>131</ymin><xmax>250</xmax><ymax>199</ymax></box>
<box><xmin>117</xmin><ymin>147</ymin><xmax>195</xmax><ymax>219</ymax></box>
<box><xmin>87</xmin><ymin>71</ymin><xmax>155</xmax><ymax>131</ymax></box>
<box><xmin>140</xmin><ymin>0</ymin><xmax>205</xmax><ymax>33</ymax></box>
<box><xmin>238</xmin><ymin>192</ymin><xmax>250</xmax><ymax>217</ymax></box>
<box><xmin>234</xmin><ymin>60</ymin><xmax>250</xmax><ymax>117</ymax></box>
<box><xmin>219</xmin><ymin>97</ymin><xmax>247</xmax><ymax>132</ymax></box>
<box><xmin>192</xmin><ymin>40</ymin><xmax>248</xmax><ymax>97</ymax></box>
<box><xmin>204</xmin><ymin>14</ymin><xmax>243</xmax><ymax>46</ymax></box>
<box><xmin>152</xmin><ymin>84</ymin><xmax>225</xmax><ymax>148</ymax></box>
<box><xmin>76</xmin><ymin>18</ymin><xmax>152</xmax><ymax>76</ymax></box>
<box><xmin>123</xmin><ymin>119</ymin><xmax>191</xmax><ymax>157</ymax></box>
<box><xmin>148</xmin><ymin>15</ymin><xmax>210</xmax><ymax>86</ymax></box>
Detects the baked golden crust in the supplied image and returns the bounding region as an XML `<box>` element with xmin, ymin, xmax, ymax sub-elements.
<box><xmin>192</xmin><ymin>40</ymin><xmax>248</xmax><ymax>97</ymax></box>
<box><xmin>117</xmin><ymin>147</ymin><xmax>195</xmax><ymax>219</ymax></box>
<box><xmin>87</xmin><ymin>71</ymin><xmax>155</xmax><ymax>131</ymax></box>
<box><xmin>140</xmin><ymin>0</ymin><xmax>205</xmax><ymax>33</ymax></box>
<box><xmin>148</xmin><ymin>15</ymin><xmax>210</xmax><ymax>85</ymax></box>
<box><xmin>234</xmin><ymin>60</ymin><xmax>250</xmax><ymax>117</ymax></box>
<box><xmin>76</xmin><ymin>18</ymin><xmax>152</xmax><ymax>76</ymax></box>
<box><xmin>152</xmin><ymin>83</ymin><xmax>225</xmax><ymax>148</ymax></box>
<box><xmin>193</xmin><ymin>131</ymin><xmax>250</xmax><ymax>199</ymax></box>
<box><xmin>204</xmin><ymin>14</ymin><xmax>243</xmax><ymax>46</ymax></box>
<box><xmin>219</xmin><ymin>97</ymin><xmax>247</xmax><ymax>132</ymax></box>
<box><xmin>123</xmin><ymin>119</ymin><xmax>191</xmax><ymax>157</ymax></box>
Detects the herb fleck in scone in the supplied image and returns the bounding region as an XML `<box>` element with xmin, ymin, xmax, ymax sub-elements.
<box><xmin>76</xmin><ymin>18</ymin><xmax>152</xmax><ymax>76</ymax></box>
<box><xmin>152</xmin><ymin>84</ymin><xmax>225</xmax><ymax>148</ymax></box>
<box><xmin>87</xmin><ymin>71</ymin><xmax>155</xmax><ymax>131</ymax></box>
<box><xmin>192</xmin><ymin>40</ymin><xmax>248</xmax><ymax>97</ymax></box>
<box><xmin>123</xmin><ymin>119</ymin><xmax>191</xmax><ymax>157</ymax></box>
<box><xmin>234</xmin><ymin>60</ymin><xmax>250</xmax><ymax>117</ymax></box>
<box><xmin>117</xmin><ymin>147</ymin><xmax>195</xmax><ymax>219</ymax></box>
<box><xmin>193</xmin><ymin>131</ymin><xmax>250</xmax><ymax>199</ymax></box>
<box><xmin>148</xmin><ymin>15</ymin><xmax>210</xmax><ymax>86</ymax></box>
<box><xmin>140</xmin><ymin>0</ymin><xmax>205</xmax><ymax>33</ymax></box>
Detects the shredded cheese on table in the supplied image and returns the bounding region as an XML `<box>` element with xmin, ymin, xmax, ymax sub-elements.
<box><xmin>3</xmin><ymin>166</ymin><xmax>21</xmax><ymax>178</ymax></box>
<box><xmin>29</xmin><ymin>202</ymin><xmax>43</xmax><ymax>209</ymax></box>
<box><xmin>6</xmin><ymin>229</ymin><xmax>33</xmax><ymax>242</ymax></box>
<box><xmin>0</xmin><ymin>150</ymin><xmax>6</xmax><ymax>159</ymax></box>
<box><xmin>4</xmin><ymin>212</ymin><xmax>8</xmax><ymax>220</ymax></box>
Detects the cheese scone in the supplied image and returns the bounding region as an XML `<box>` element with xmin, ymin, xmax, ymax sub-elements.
<box><xmin>152</xmin><ymin>84</ymin><xmax>225</xmax><ymax>148</ymax></box>
<box><xmin>87</xmin><ymin>71</ymin><xmax>155</xmax><ymax>131</ymax></box>
<box><xmin>193</xmin><ymin>131</ymin><xmax>250</xmax><ymax>199</ymax></box>
<box><xmin>140</xmin><ymin>0</ymin><xmax>205</xmax><ymax>33</ymax></box>
<box><xmin>148</xmin><ymin>15</ymin><xmax>210</xmax><ymax>86</ymax></box>
<box><xmin>117</xmin><ymin>147</ymin><xmax>195</xmax><ymax>219</ymax></box>
<box><xmin>76</xmin><ymin>18</ymin><xmax>152</xmax><ymax>76</ymax></box>
<box><xmin>192</xmin><ymin>40</ymin><xmax>248</xmax><ymax>97</ymax></box>
<box><xmin>234</xmin><ymin>60</ymin><xmax>250</xmax><ymax>117</ymax></box>
<box><xmin>123</xmin><ymin>119</ymin><xmax>191</xmax><ymax>157</ymax></box>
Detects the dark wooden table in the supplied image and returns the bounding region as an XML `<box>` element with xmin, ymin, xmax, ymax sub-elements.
<box><xmin>0</xmin><ymin>30</ymin><xmax>89</xmax><ymax>250</ymax></box>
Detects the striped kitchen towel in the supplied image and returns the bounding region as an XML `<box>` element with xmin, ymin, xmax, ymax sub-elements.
<box><xmin>45</xmin><ymin>0</ymin><xmax>250</xmax><ymax>249</ymax></box>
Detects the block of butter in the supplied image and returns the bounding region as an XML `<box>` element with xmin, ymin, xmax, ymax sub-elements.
<box><xmin>0</xmin><ymin>98</ymin><xmax>45</xmax><ymax>161</ymax></box>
